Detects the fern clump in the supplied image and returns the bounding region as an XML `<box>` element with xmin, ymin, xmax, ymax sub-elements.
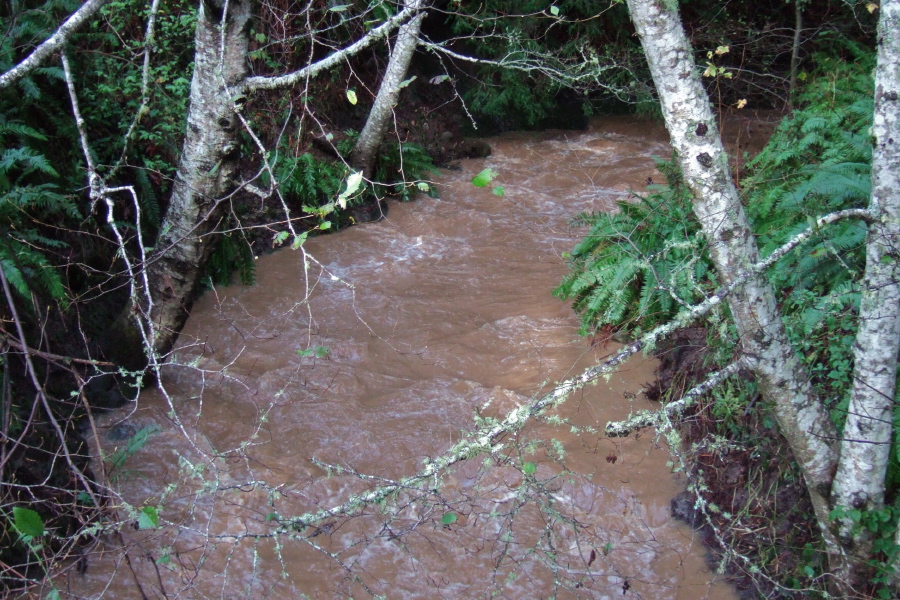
<box><xmin>742</xmin><ymin>56</ymin><xmax>876</xmax><ymax>432</ymax></box>
<box><xmin>744</xmin><ymin>55</ymin><xmax>874</xmax><ymax>300</ymax></box>
<box><xmin>554</xmin><ymin>157</ymin><xmax>715</xmax><ymax>336</ymax></box>
<box><xmin>373</xmin><ymin>142</ymin><xmax>439</xmax><ymax>201</ymax></box>
<box><xmin>0</xmin><ymin>118</ymin><xmax>77</xmax><ymax>306</ymax></box>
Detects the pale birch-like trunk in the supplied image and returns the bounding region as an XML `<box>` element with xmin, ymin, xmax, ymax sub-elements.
<box><xmin>350</xmin><ymin>0</ymin><xmax>427</xmax><ymax>177</ymax></box>
<box><xmin>624</xmin><ymin>0</ymin><xmax>841</xmax><ymax>556</ymax></box>
<box><xmin>145</xmin><ymin>0</ymin><xmax>251</xmax><ymax>358</ymax></box>
<box><xmin>830</xmin><ymin>0</ymin><xmax>900</xmax><ymax>578</ymax></box>
<box><xmin>143</xmin><ymin>2</ymin><xmax>418</xmax><ymax>358</ymax></box>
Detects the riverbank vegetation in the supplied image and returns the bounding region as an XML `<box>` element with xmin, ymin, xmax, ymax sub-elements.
<box><xmin>557</xmin><ymin>7</ymin><xmax>897</xmax><ymax>596</ymax></box>
<box><xmin>1</xmin><ymin>0</ymin><xmax>896</xmax><ymax>597</ymax></box>
<box><xmin>559</xmin><ymin>54</ymin><xmax>887</xmax><ymax>596</ymax></box>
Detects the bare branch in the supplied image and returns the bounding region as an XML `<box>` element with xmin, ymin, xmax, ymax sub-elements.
<box><xmin>109</xmin><ymin>0</ymin><xmax>163</xmax><ymax>179</ymax></box>
<box><xmin>419</xmin><ymin>40</ymin><xmax>633</xmax><ymax>99</ymax></box>
<box><xmin>605</xmin><ymin>358</ymin><xmax>747</xmax><ymax>437</ymax></box>
<box><xmin>0</xmin><ymin>331</ymin><xmax>114</xmax><ymax>367</ymax></box>
<box><xmin>257</xmin><ymin>201</ymin><xmax>879</xmax><ymax>535</ymax></box>
<box><xmin>0</xmin><ymin>0</ymin><xmax>112</xmax><ymax>90</ymax></box>
<box><xmin>243</xmin><ymin>5</ymin><xmax>417</xmax><ymax>92</ymax></box>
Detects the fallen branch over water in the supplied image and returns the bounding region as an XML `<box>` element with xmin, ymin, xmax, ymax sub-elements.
<box><xmin>202</xmin><ymin>206</ymin><xmax>873</xmax><ymax>539</ymax></box>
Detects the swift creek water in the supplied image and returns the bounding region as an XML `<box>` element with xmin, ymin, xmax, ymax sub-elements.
<box><xmin>70</xmin><ymin>117</ymin><xmax>738</xmax><ymax>599</ymax></box>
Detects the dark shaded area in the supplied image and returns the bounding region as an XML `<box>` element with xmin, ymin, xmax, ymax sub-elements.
<box><xmin>654</xmin><ymin>329</ymin><xmax>823</xmax><ymax>599</ymax></box>
<box><xmin>0</xmin><ymin>351</ymin><xmax>105</xmax><ymax>593</ymax></box>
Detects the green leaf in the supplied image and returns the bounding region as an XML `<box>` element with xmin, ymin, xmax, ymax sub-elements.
<box><xmin>329</xmin><ymin>3</ymin><xmax>351</xmax><ymax>10</ymax></box>
<box><xmin>492</xmin><ymin>186</ymin><xmax>505</xmax><ymax>197</ymax></box>
<box><xmin>522</xmin><ymin>462</ymin><xmax>537</xmax><ymax>475</ymax></box>
<box><xmin>108</xmin><ymin>426</ymin><xmax>159</xmax><ymax>471</ymax></box>
<box><xmin>291</xmin><ymin>231</ymin><xmax>308</xmax><ymax>250</ymax></box>
<box><xmin>13</xmin><ymin>507</ymin><xmax>44</xmax><ymax>538</ymax></box>
<box><xmin>550</xmin><ymin>5</ymin><xmax>560</xmax><ymax>16</ymax></box>
<box><xmin>441</xmin><ymin>512</ymin><xmax>457</xmax><ymax>525</ymax></box>
<box><xmin>273</xmin><ymin>231</ymin><xmax>290</xmax><ymax>246</ymax></box>
<box><xmin>138</xmin><ymin>506</ymin><xmax>159</xmax><ymax>530</ymax></box>
<box><xmin>398</xmin><ymin>76</ymin><xmax>417</xmax><ymax>89</ymax></box>
<box><xmin>265</xmin><ymin>512</ymin><xmax>279</xmax><ymax>522</ymax></box>
<box><xmin>319</xmin><ymin>221</ymin><xmax>332</xmax><ymax>231</ymax></box>
<box><xmin>338</xmin><ymin>170</ymin><xmax>364</xmax><ymax>208</ymax></box>
<box><xmin>297</xmin><ymin>345</ymin><xmax>330</xmax><ymax>358</ymax></box>
<box><xmin>346</xmin><ymin>90</ymin><xmax>358</xmax><ymax>105</ymax></box>
<box><xmin>416</xmin><ymin>182</ymin><xmax>430</xmax><ymax>192</ymax></box>
<box><xmin>255</xmin><ymin>32</ymin><xmax>266</xmax><ymax>43</ymax></box>
<box><xmin>46</xmin><ymin>590</ymin><xmax>61</xmax><ymax>600</ymax></box>
<box><xmin>157</xmin><ymin>554</ymin><xmax>171</xmax><ymax>566</ymax></box>
<box><xmin>472</xmin><ymin>168</ymin><xmax>496</xmax><ymax>188</ymax></box>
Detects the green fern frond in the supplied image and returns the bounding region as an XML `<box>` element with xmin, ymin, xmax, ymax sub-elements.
<box><xmin>556</xmin><ymin>155</ymin><xmax>713</xmax><ymax>335</ymax></box>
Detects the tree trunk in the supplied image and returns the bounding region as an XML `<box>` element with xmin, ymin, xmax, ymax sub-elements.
<box><xmin>830</xmin><ymin>0</ymin><xmax>900</xmax><ymax>584</ymax></box>
<box><xmin>788</xmin><ymin>0</ymin><xmax>804</xmax><ymax>106</ymax></box>
<box><xmin>136</xmin><ymin>2</ymin><xmax>420</xmax><ymax>359</ymax></box>
<box><xmin>623</xmin><ymin>0</ymin><xmax>843</xmax><ymax>561</ymax></box>
<box><xmin>349</xmin><ymin>0</ymin><xmax>426</xmax><ymax>177</ymax></box>
<box><xmin>145</xmin><ymin>0</ymin><xmax>251</xmax><ymax>357</ymax></box>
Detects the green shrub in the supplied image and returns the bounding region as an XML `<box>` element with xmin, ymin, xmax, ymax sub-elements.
<box><xmin>372</xmin><ymin>142</ymin><xmax>439</xmax><ymax>201</ymax></box>
<box><xmin>554</xmin><ymin>157</ymin><xmax>714</xmax><ymax>335</ymax></box>
<box><xmin>0</xmin><ymin>119</ymin><xmax>77</xmax><ymax>307</ymax></box>
<box><xmin>745</xmin><ymin>56</ymin><xmax>874</xmax><ymax>302</ymax></box>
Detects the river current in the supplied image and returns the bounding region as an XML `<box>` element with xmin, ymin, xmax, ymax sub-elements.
<box><xmin>70</xmin><ymin>117</ymin><xmax>738</xmax><ymax>599</ymax></box>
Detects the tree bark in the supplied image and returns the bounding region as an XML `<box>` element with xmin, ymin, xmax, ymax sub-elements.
<box><xmin>145</xmin><ymin>0</ymin><xmax>252</xmax><ymax>357</ymax></box>
<box><xmin>143</xmin><ymin>2</ymin><xmax>423</xmax><ymax>358</ymax></box>
<box><xmin>624</xmin><ymin>0</ymin><xmax>841</xmax><ymax>557</ymax></box>
<box><xmin>788</xmin><ymin>0</ymin><xmax>804</xmax><ymax>106</ymax></box>
<box><xmin>830</xmin><ymin>0</ymin><xmax>900</xmax><ymax>580</ymax></box>
<box><xmin>350</xmin><ymin>0</ymin><xmax>427</xmax><ymax>177</ymax></box>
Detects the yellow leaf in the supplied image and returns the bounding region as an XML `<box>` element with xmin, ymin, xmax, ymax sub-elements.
<box><xmin>867</xmin><ymin>3</ymin><xmax>878</xmax><ymax>13</ymax></box>
<box><xmin>736</xmin><ymin>99</ymin><xmax>748</xmax><ymax>109</ymax></box>
<box><xmin>346</xmin><ymin>90</ymin><xmax>358</xmax><ymax>105</ymax></box>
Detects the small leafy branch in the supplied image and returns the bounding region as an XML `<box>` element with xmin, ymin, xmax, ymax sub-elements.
<box><xmin>471</xmin><ymin>167</ymin><xmax>505</xmax><ymax>197</ymax></box>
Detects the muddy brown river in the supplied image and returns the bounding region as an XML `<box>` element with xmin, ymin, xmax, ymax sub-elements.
<box><xmin>67</xmin><ymin>118</ymin><xmax>738</xmax><ymax>599</ymax></box>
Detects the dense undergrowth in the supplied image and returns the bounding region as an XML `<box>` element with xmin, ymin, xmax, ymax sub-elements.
<box><xmin>556</xmin><ymin>54</ymin><xmax>897</xmax><ymax>597</ymax></box>
<box><xmin>0</xmin><ymin>0</ymin><xmax>884</xmax><ymax>595</ymax></box>
<box><xmin>0</xmin><ymin>0</ymin><xmax>444</xmax><ymax>590</ymax></box>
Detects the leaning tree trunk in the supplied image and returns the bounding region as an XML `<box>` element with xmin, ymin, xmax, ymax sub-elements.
<box><xmin>145</xmin><ymin>0</ymin><xmax>251</xmax><ymax>358</ymax></box>
<box><xmin>624</xmin><ymin>0</ymin><xmax>844</xmax><ymax>564</ymax></box>
<box><xmin>138</xmin><ymin>1</ymin><xmax>418</xmax><ymax>360</ymax></box>
<box><xmin>830</xmin><ymin>0</ymin><xmax>900</xmax><ymax>586</ymax></box>
<box><xmin>349</xmin><ymin>0</ymin><xmax>426</xmax><ymax>177</ymax></box>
